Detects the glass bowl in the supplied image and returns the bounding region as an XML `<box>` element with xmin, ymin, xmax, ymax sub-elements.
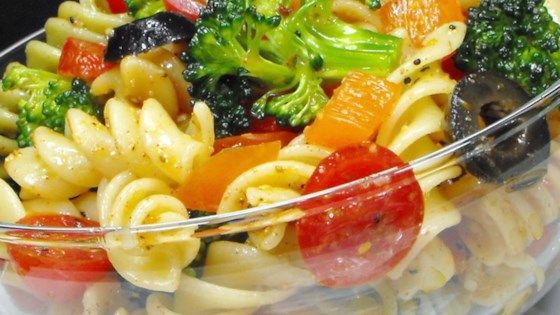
<box><xmin>1</xmin><ymin>16</ymin><xmax>560</xmax><ymax>315</ymax></box>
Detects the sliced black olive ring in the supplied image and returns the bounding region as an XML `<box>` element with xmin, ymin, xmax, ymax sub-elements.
<box><xmin>447</xmin><ymin>72</ymin><xmax>550</xmax><ymax>189</ymax></box>
<box><xmin>105</xmin><ymin>12</ymin><xmax>196</xmax><ymax>62</ymax></box>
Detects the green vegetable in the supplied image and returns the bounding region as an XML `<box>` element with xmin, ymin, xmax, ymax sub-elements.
<box><xmin>186</xmin><ymin>0</ymin><xmax>402</xmax><ymax>132</ymax></box>
<box><xmin>252</xmin><ymin>66</ymin><xmax>328</xmax><ymax>126</ymax></box>
<box><xmin>364</xmin><ymin>0</ymin><xmax>381</xmax><ymax>10</ymax></box>
<box><xmin>188</xmin><ymin>73</ymin><xmax>257</xmax><ymax>138</ymax></box>
<box><xmin>125</xmin><ymin>0</ymin><xmax>165</xmax><ymax>19</ymax></box>
<box><xmin>2</xmin><ymin>63</ymin><xmax>102</xmax><ymax>147</ymax></box>
<box><xmin>455</xmin><ymin>0</ymin><xmax>560</xmax><ymax>96</ymax></box>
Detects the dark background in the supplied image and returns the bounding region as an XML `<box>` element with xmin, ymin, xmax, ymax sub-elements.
<box><xmin>0</xmin><ymin>0</ymin><xmax>65</xmax><ymax>51</ymax></box>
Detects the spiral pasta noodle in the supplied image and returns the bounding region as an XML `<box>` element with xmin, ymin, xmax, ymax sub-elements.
<box><xmin>0</xmin><ymin>179</ymin><xmax>26</xmax><ymax>259</ymax></box>
<box><xmin>25</xmin><ymin>0</ymin><xmax>131</xmax><ymax>73</ymax></box>
<box><xmin>0</xmin><ymin>89</ymin><xmax>24</xmax><ymax>176</ymax></box>
<box><xmin>98</xmin><ymin>170</ymin><xmax>201</xmax><ymax>292</ymax></box>
<box><xmin>456</xmin><ymin>161</ymin><xmax>560</xmax><ymax>269</ymax></box>
<box><xmin>4</xmin><ymin>98</ymin><xmax>213</xmax><ymax>200</ymax></box>
<box><xmin>217</xmin><ymin>140</ymin><xmax>328</xmax><ymax>251</ymax></box>
<box><xmin>350</xmin><ymin>24</ymin><xmax>465</xmax><ymax>300</ymax></box>
<box><xmin>91</xmin><ymin>54</ymin><xmax>191</xmax><ymax>118</ymax></box>
<box><xmin>0</xmin><ymin>1</ymin><xmax>130</xmax><ymax>166</ymax></box>
<box><xmin>156</xmin><ymin>241</ymin><xmax>307</xmax><ymax>315</ymax></box>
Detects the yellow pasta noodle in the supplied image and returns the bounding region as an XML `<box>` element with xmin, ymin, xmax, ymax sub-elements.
<box><xmin>217</xmin><ymin>160</ymin><xmax>315</xmax><ymax>251</ymax></box>
<box><xmin>25</xmin><ymin>1</ymin><xmax>131</xmax><ymax>72</ymax></box>
<box><xmin>387</xmin><ymin>22</ymin><xmax>466</xmax><ymax>84</ymax></box>
<box><xmin>4</xmin><ymin>98</ymin><xmax>212</xmax><ymax>199</ymax></box>
<box><xmin>173</xmin><ymin>275</ymin><xmax>292</xmax><ymax>315</ymax></box>
<box><xmin>91</xmin><ymin>56</ymin><xmax>181</xmax><ymax>118</ymax></box>
<box><xmin>99</xmin><ymin>171</ymin><xmax>200</xmax><ymax>292</ymax></box>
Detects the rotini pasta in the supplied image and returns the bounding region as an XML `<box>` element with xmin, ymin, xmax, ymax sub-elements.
<box><xmin>387</xmin><ymin>189</ymin><xmax>460</xmax><ymax>280</ymax></box>
<box><xmin>26</xmin><ymin>1</ymin><xmax>131</xmax><ymax>72</ymax></box>
<box><xmin>99</xmin><ymin>171</ymin><xmax>200</xmax><ymax>292</ymax></box>
<box><xmin>0</xmin><ymin>1</ymin><xmax>557</xmax><ymax>314</ymax></box>
<box><xmin>214</xmin><ymin>140</ymin><xmax>330</xmax><ymax>251</ymax></box>
<box><xmin>172</xmin><ymin>275</ymin><xmax>292</xmax><ymax>315</ymax></box>
<box><xmin>0</xmin><ymin>89</ymin><xmax>23</xmax><ymax>174</ymax></box>
<box><xmin>0</xmin><ymin>179</ymin><xmax>26</xmax><ymax>259</ymax></box>
<box><xmin>81</xmin><ymin>280</ymin><xmax>136</xmax><ymax>315</ymax></box>
<box><xmin>457</xmin><ymin>170</ymin><xmax>560</xmax><ymax>267</ymax></box>
<box><xmin>387</xmin><ymin>22</ymin><xmax>466</xmax><ymax>84</ymax></box>
<box><xmin>203</xmin><ymin>241</ymin><xmax>314</xmax><ymax>290</ymax></box>
<box><xmin>4</xmin><ymin>98</ymin><xmax>212</xmax><ymax>199</ymax></box>
<box><xmin>91</xmin><ymin>56</ymin><xmax>183</xmax><ymax>118</ymax></box>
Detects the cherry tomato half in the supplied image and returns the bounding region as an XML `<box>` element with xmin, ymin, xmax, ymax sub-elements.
<box><xmin>213</xmin><ymin>131</ymin><xmax>297</xmax><ymax>154</ymax></box>
<box><xmin>7</xmin><ymin>215</ymin><xmax>112</xmax><ymax>302</ymax></box>
<box><xmin>296</xmin><ymin>142</ymin><xmax>424</xmax><ymax>287</ymax></box>
<box><xmin>250</xmin><ymin>116</ymin><xmax>294</xmax><ymax>133</ymax></box>
<box><xmin>106</xmin><ymin>0</ymin><xmax>128</xmax><ymax>13</ymax></box>
<box><xmin>441</xmin><ymin>53</ymin><xmax>465</xmax><ymax>81</ymax></box>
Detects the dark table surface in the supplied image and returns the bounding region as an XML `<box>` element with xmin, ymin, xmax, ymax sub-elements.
<box><xmin>0</xmin><ymin>0</ymin><xmax>65</xmax><ymax>51</ymax></box>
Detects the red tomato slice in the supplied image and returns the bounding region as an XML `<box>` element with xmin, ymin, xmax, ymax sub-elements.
<box><xmin>213</xmin><ymin>131</ymin><xmax>297</xmax><ymax>154</ymax></box>
<box><xmin>296</xmin><ymin>142</ymin><xmax>424</xmax><ymax>287</ymax></box>
<box><xmin>57</xmin><ymin>38</ymin><xmax>115</xmax><ymax>81</ymax></box>
<box><xmin>164</xmin><ymin>0</ymin><xmax>206</xmax><ymax>22</ymax></box>
<box><xmin>7</xmin><ymin>215</ymin><xmax>112</xmax><ymax>302</ymax></box>
<box><xmin>107</xmin><ymin>0</ymin><xmax>128</xmax><ymax>13</ymax></box>
<box><xmin>250</xmin><ymin>116</ymin><xmax>294</xmax><ymax>133</ymax></box>
<box><xmin>441</xmin><ymin>53</ymin><xmax>465</xmax><ymax>81</ymax></box>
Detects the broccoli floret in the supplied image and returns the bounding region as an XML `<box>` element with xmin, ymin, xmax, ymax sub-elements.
<box><xmin>252</xmin><ymin>66</ymin><xmax>328</xmax><ymax>126</ymax></box>
<box><xmin>189</xmin><ymin>75</ymin><xmax>257</xmax><ymax>138</ymax></box>
<box><xmin>125</xmin><ymin>0</ymin><xmax>165</xmax><ymax>19</ymax></box>
<box><xmin>2</xmin><ymin>63</ymin><xmax>101</xmax><ymax>147</ymax></box>
<box><xmin>455</xmin><ymin>0</ymin><xmax>560</xmax><ymax>96</ymax></box>
<box><xmin>186</xmin><ymin>0</ymin><xmax>402</xmax><ymax>132</ymax></box>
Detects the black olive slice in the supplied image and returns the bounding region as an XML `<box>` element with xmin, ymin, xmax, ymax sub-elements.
<box><xmin>447</xmin><ymin>72</ymin><xmax>550</xmax><ymax>188</ymax></box>
<box><xmin>105</xmin><ymin>12</ymin><xmax>196</xmax><ymax>62</ymax></box>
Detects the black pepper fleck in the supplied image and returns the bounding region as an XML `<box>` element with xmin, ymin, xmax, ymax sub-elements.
<box><xmin>413</xmin><ymin>59</ymin><xmax>421</xmax><ymax>65</ymax></box>
<box><xmin>373</xmin><ymin>213</ymin><xmax>382</xmax><ymax>224</ymax></box>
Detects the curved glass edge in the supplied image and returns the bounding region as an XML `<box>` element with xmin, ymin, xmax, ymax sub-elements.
<box><xmin>0</xmin><ymin>29</ymin><xmax>559</xmax><ymax>239</ymax></box>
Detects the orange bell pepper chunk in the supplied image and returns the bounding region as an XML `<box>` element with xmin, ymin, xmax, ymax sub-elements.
<box><xmin>213</xmin><ymin>131</ymin><xmax>297</xmax><ymax>154</ymax></box>
<box><xmin>379</xmin><ymin>0</ymin><xmax>465</xmax><ymax>46</ymax></box>
<box><xmin>174</xmin><ymin>141</ymin><xmax>281</xmax><ymax>212</ymax></box>
<box><xmin>304</xmin><ymin>71</ymin><xmax>402</xmax><ymax>150</ymax></box>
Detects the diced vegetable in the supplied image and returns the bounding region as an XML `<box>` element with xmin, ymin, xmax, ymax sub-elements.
<box><xmin>441</xmin><ymin>53</ymin><xmax>465</xmax><ymax>81</ymax></box>
<box><xmin>105</xmin><ymin>12</ymin><xmax>196</xmax><ymax>61</ymax></box>
<box><xmin>304</xmin><ymin>71</ymin><xmax>402</xmax><ymax>150</ymax></box>
<box><xmin>57</xmin><ymin>38</ymin><xmax>115</xmax><ymax>81</ymax></box>
<box><xmin>296</xmin><ymin>142</ymin><xmax>423</xmax><ymax>287</ymax></box>
<box><xmin>250</xmin><ymin>116</ymin><xmax>295</xmax><ymax>133</ymax></box>
<box><xmin>107</xmin><ymin>0</ymin><xmax>129</xmax><ymax>13</ymax></box>
<box><xmin>379</xmin><ymin>0</ymin><xmax>465</xmax><ymax>46</ymax></box>
<box><xmin>174</xmin><ymin>141</ymin><xmax>281</xmax><ymax>212</ymax></box>
<box><xmin>7</xmin><ymin>215</ymin><xmax>112</xmax><ymax>302</ymax></box>
<box><xmin>213</xmin><ymin>131</ymin><xmax>297</xmax><ymax>154</ymax></box>
<box><xmin>164</xmin><ymin>0</ymin><xmax>206</xmax><ymax>21</ymax></box>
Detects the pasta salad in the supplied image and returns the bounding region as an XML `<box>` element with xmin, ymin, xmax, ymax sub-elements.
<box><xmin>0</xmin><ymin>0</ymin><xmax>559</xmax><ymax>314</ymax></box>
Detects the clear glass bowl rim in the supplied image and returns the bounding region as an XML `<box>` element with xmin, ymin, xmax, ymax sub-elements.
<box><xmin>1</xmin><ymin>28</ymin><xmax>560</xmax><ymax>235</ymax></box>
